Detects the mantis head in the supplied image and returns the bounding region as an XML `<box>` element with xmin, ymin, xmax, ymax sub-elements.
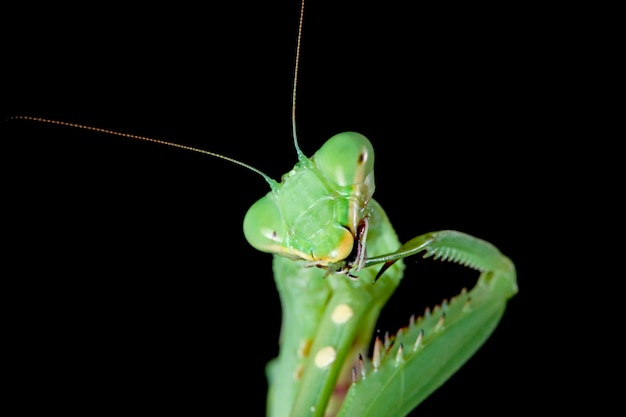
<box><xmin>243</xmin><ymin>131</ymin><xmax>375</xmax><ymax>273</ymax></box>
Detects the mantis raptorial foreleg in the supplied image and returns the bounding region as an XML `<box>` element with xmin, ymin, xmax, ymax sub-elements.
<box><xmin>338</xmin><ymin>230</ymin><xmax>517</xmax><ymax>417</ymax></box>
<box><xmin>369</xmin><ymin>230</ymin><xmax>517</xmax><ymax>287</ymax></box>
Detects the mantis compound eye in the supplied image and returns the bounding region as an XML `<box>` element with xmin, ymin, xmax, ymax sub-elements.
<box><xmin>243</xmin><ymin>195</ymin><xmax>287</xmax><ymax>256</ymax></box>
<box><xmin>313</xmin><ymin>132</ymin><xmax>375</xmax><ymax>188</ymax></box>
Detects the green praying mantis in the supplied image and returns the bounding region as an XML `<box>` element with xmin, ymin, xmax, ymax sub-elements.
<box><xmin>12</xmin><ymin>1</ymin><xmax>517</xmax><ymax>416</ymax></box>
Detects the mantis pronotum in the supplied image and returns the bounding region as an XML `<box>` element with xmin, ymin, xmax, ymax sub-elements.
<box><xmin>9</xmin><ymin>1</ymin><xmax>516</xmax><ymax>414</ymax></box>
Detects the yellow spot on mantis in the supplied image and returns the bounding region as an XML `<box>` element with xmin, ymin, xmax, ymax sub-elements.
<box><xmin>298</xmin><ymin>338</ymin><xmax>313</xmax><ymax>358</ymax></box>
<box><xmin>314</xmin><ymin>346</ymin><xmax>337</xmax><ymax>368</ymax></box>
<box><xmin>331</xmin><ymin>303</ymin><xmax>353</xmax><ymax>324</ymax></box>
<box><xmin>294</xmin><ymin>364</ymin><xmax>304</xmax><ymax>380</ymax></box>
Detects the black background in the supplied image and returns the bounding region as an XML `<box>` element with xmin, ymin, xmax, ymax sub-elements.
<box><xmin>4</xmin><ymin>1</ymin><xmax>587</xmax><ymax>415</ymax></box>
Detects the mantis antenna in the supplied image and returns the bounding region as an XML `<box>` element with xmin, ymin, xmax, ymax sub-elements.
<box><xmin>11</xmin><ymin>116</ymin><xmax>278</xmax><ymax>189</ymax></box>
<box><xmin>291</xmin><ymin>0</ymin><xmax>307</xmax><ymax>162</ymax></box>
<box><xmin>13</xmin><ymin>0</ymin><xmax>311</xmax><ymax>191</ymax></box>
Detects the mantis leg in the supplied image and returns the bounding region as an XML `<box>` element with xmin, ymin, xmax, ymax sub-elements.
<box><xmin>337</xmin><ymin>230</ymin><xmax>517</xmax><ymax>417</ymax></box>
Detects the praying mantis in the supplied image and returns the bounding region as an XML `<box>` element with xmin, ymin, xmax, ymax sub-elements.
<box><xmin>9</xmin><ymin>1</ymin><xmax>520</xmax><ymax>416</ymax></box>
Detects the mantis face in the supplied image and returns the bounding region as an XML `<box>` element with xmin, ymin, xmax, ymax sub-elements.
<box><xmin>243</xmin><ymin>131</ymin><xmax>375</xmax><ymax>274</ymax></box>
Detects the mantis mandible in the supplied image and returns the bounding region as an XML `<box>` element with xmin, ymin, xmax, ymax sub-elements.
<box><xmin>12</xmin><ymin>1</ymin><xmax>518</xmax><ymax>416</ymax></box>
